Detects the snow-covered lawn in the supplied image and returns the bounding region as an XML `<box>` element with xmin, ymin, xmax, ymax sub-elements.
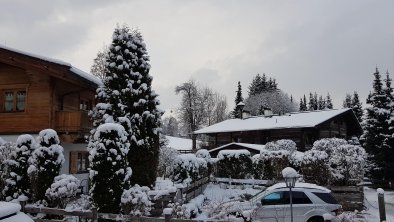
<box><xmin>363</xmin><ymin>187</ymin><xmax>394</xmax><ymax>221</ymax></box>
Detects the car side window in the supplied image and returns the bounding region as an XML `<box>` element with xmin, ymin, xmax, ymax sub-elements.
<box><xmin>283</xmin><ymin>191</ymin><xmax>312</xmax><ymax>204</ymax></box>
<box><xmin>261</xmin><ymin>192</ymin><xmax>284</xmax><ymax>205</ymax></box>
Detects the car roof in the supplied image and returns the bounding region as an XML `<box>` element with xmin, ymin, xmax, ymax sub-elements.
<box><xmin>0</xmin><ymin>202</ymin><xmax>21</xmax><ymax>218</ymax></box>
<box><xmin>266</xmin><ymin>182</ymin><xmax>331</xmax><ymax>193</ymax></box>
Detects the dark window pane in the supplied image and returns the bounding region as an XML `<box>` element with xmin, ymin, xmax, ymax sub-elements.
<box><xmin>16</xmin><ymin>91</ymin><xmax>26</xmax><ymax>111</ymax></box>
<box><xmin>312</xmin><ymin>192</ymin><xmax>338</xmax><ymax>204</ymax></box>
<box><xmin>4</xmin><ymin>92</ymin><xmax>14</xmax><ymax>111</ymax></box>
<box><xmin>283</xmin><ymin>191</ymin><xmax>312</xmax><ymax>204</ymax></box>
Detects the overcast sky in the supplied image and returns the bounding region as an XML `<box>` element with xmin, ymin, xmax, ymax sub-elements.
<box><xmin>1</xmin><ymin>0</ymin><xmax>393</xmax><ymax>113</ymax></box>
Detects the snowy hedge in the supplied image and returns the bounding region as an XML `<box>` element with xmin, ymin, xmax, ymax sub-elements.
<box><xmin>158</xmin><ymin>146</ymin><xmax>179</xmax><ymax>178</ymax></box>
<box><xmin>171</xmin><ymin>154</ymin><xmax>207</xmax><ymax>184</ymax></box>
<box><xmin>260</xmin><ymin>149</ymin><xmax>291</xmax><ymax>179</ymax></box>
<box><xmin>45</xmin><ymin>174</ymin><xmax>80</xmax><ymax>208</ymax></box>
<box><xmin>121</xmin><ymin>185</ymin><xmax>152</xmax><ymax>216</ymax></box>
<box><xmin>28</xmin><ymin>129</ymin><xmax>65</xmax><ymax>201</ymax></box>
<box><xmin>265</xmin><ymin>139</ymin><xmax>297</xmax><ymax>153</ymax></box>
<box><xmin>216</xmin><ymin>150</ymin><xmax>252</xmax><ymax>179</ymax></box>
<box><xmin>301</xmin><ymin>138</ymin><xmax>367</xmax><ymax>185</ymax></box>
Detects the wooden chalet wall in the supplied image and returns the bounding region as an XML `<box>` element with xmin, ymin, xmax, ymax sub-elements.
<box><xmin>0</xmin><ymin>49</ymin><xmax>97</xmax><ymax>141</ymax></box>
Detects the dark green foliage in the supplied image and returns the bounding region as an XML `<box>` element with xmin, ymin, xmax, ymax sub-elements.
<box><xmin>326</xmin><ymin>93</ymin><xmax>333</xmax><ymax>109</ymax></box>
<box><xmin>248</xmin><ymin>73</ymin><xmax>278</xmax><ymax>97</ymax></box>
<box><xmin>90</xmin><ymin>25</ymin><xmax>162</xmax><ymax>187</ymax></box>
<box><xmin>299</xmin><ymin>95</ymin><xmax>308</xmax><ymax>111</ymax></box>
<box><xmin>351</xmin><ymin>91</ymin><xmax>363</xmax><ymax>122</ymax></box>
<box><xmin>29</xmin><ymin>130</ymin><xmax>64</xmax><ymax>202</ymax></box>
<box><xmin>360</xmin><ymin>68</ymin><xmax>393</xmax><ymax>181</ymax></box>
<box><xmin>89</xmin><ymin>124</ymin><xmax>131</xmax><ymax>213</ymax></box>
<box><xmin>216</xmin><ymin>151</ymin><xmax>253</xmax><ymax>179</ymax></box>
<box><xmin>232</xmin><ymin>81</ymin><xmax>244</xmax><ymax>118</ymax></box>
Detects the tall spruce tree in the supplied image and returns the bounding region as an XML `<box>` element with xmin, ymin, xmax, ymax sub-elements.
<box><xmin>232</xmin><ymin>81</ymin><xmax>244</xmax><ymax>118</ymax></box>
<box><xmin>343</xmin><ymin>94</ymin><xmax>352</xmax><ymax>108</ymax></box>
<box><xmin>360</xmin><ymin>68</ymin><xmax>393</xmax><ymax>181</ymax></box>
<box><xmin>351</xmin><ymin>91</ymin><xmax>363</xmax><ymax>122</ymax></box>
<box><xmin>248</xmin><ymin>74</ymin><xmax>261</xmax><ymax>96</ymax></box>
<box><xmin>326</xmin><ymin>93</ymin><xmax>333</xmax><ymax>109</ymax></box>
<box><xmin>90</xmin><ymin>25</ymin><xmax>161</xmax><ymax>186</ymax></box>
<box><xmin>299</xmin><ymin>95</ymin><xmax>307</xmax><ymax>111</ymax></box>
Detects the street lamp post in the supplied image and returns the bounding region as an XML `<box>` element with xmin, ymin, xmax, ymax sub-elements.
<box><xmin>282</xmin><ymin>167</ymin><xmax>298</xmax><ymax>222</ymax></box>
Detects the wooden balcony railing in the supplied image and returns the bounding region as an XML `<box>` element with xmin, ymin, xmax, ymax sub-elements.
<box><xmin>55</xmin><ymin>111</ymin><xmax>92</xmax><ymax>133</ymax></box>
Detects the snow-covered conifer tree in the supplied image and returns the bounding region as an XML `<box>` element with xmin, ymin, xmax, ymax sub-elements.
<box><xmin>89</xmin><ymin>123</ymin><xmax>132</xmax><ymax>213</ymax></box>
<box><xmin>326</xmin><ymin>93</ymin><xmax>333</xmax><ymax>109</ymax></box>
<box><xmin>343</xmin><ymin>94</ymin><xmax>352</xmax><ymax>108</ymax></box>
<box><xmin>232</xmin><ymin>81</ymin><xmax>244</xmax><ymax>118</ymax></box>
<box><xmin>351</xmin><ymin>91</ymin><xmax>363</xmax><ymax>122</ymax></box>
<box><xmin>2</xmin><ymin>135</ymin><xmax>36</xmax><ymax>201</ymax></box>
<box><xmin>90</xmin><ymin>25</ymin><xmax>161</xmax><ymax>186</ymax></box>
<box><xmin>28</xmin><ymin>129</ymin><xmax>64</xmax><ymax>201</ymax></box>
<box><xmin>360</xmin><ymin>68</ymin><xmax>393</xmax><ymax>181</ymax></box>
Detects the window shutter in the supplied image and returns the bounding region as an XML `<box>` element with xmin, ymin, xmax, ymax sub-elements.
<box><xmin>69</xmin><ymin>151</ymin><xmax>79</xmax><ymax>174</ymax></box>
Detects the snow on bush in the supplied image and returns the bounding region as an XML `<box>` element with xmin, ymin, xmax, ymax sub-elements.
<box><xmin>0</xmin><ymin>139</ymin><xmax>14</xmax><ymax>200</ymax></box>
<box><xmin>181</xmin><ymin>194</ymin><xmax>206</xmax><ymax>219</ymax></box>
<box><xmin>216</xmin><ymin>150</ymin><xmax>252</xmax><ymax>179</ymax></box>
<box><xmin>302</xmin><ymin>138</ymin><xmax>367</xmax><ymax>186</ymax></box>
<box><xmin>196</xmin><ymin>149</ymin><xmax>211</xmax><ymax>162</ymax></box>
<box><xmin>89</xmin><ymin>123</ymin><xmax>132</xmax><ymax>213</ymax></box>
<box><xmin>121</xmin><ymin>185</ymin><xmax>152</xmax><ymax>216</ymax></box>
<box><xmin>2</xmin><ymin>134</ymin><xmax>37</xmax><ymax>201</ymax></box>
<box><xmin>28</xmin><ymin>129</ymin><xmax>65</xmax><ymax>201</ymax></box>
<box><xmin>157</xmin><ymin>146</ymin><xmax>179</xmax><ymax>178</ymax></box>
<box><xmin>265</xmin><ymin>139</ymin><xmax>297</xmax><ymax>153</ymax></box>
<box><xmin>45</xmin><ymin>174</ymin><xmax>80</xmax><ymax>208</ymax></box>
<box><xmin>171</xmin><ymin>154</ymin><xmax>207</xmax><ymax>184</ymax></box>
<box><xmin>260</xmin><ymin>149</ymin><xmax>290</xmax><ymax>179</ymax></box>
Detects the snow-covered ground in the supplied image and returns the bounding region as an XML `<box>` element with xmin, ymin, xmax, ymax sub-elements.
<box><xmin>363</xmin><ymin>187</ymin><xmax>394</xmax><ymax>221</ymax></box>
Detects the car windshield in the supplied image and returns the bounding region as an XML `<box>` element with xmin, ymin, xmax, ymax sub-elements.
<box><xmin>312</xmin><ymin>192</ymin><xmax>338</xmax><ymax>204</ymax></box>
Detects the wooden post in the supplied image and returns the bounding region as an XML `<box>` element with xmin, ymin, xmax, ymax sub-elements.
<box><xmin>377</xmin><ymin>188</ymin><xmax>386</xmax><ymax>222</ymax></box>
<box><xmin>20</xmin><ymin>201</ymin><xmax>26</xmax><ymax>213</ymax></box>
<box><xmin>92</xmin><ymin>207</ymin><xmax>98</xmax><ymax>222</ymax></box>
<box><xmin>165</xmin><ymin>213</ymin><xmax>171</xmax><ymax>222</ymax></box>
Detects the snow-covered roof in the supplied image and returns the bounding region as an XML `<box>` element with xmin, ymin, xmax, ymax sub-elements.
<box><xmin>208</xmin><ymin>142</ymin><xmax>265</xmax><ymax>153</ymax></box>
<box><xmin>0</xmin><ymin>44</ymin><xmax>102</xmax><ymax>86</ymax></box>
<box><xmin>165</xmin><ymin>136</ymin><xmax>202</xmax><ymax>151</ymax></box>
<box><xmin>195</xmin><ymin>108</ymin><xmax>353</xmax><ymax>134</ymax></box>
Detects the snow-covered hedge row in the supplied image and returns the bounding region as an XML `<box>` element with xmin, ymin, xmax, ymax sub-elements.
<box><xmin>121</xmin><ymin>184</ymin><xmax>152</xmax><ymax>216</ymax></box>
<box><xmin>216</xmin><ymin>150</ymin><xmax>252</xmax><ymax>179</ymax></box>
<box><xmin>171</xmin><ymin>154</ymin><xmax>207</xmax><ymax>184</ymax></box>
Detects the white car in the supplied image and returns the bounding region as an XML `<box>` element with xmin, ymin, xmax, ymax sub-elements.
<box><xmin>225</xmin><ymin>182</ymin><xmax>342</xmax><ymax>222</ymax></box>
<box><xmin>0</xmin><ymin>202</ymin><xmax>34</xmax><ymax>222</ymax></box>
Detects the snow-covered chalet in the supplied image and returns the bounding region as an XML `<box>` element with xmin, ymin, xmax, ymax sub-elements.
<box><xmin>0</xmin><ymin>45</ymin><xmax>101</xmax><ymax>190</ymax></box>
<box><xmin>194</xmin><ymin>108</ymin><xmax>362</xmax><ymax>152</ymax></box>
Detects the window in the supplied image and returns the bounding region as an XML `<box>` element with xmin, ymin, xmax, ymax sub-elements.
<box><xmin>79</xmin><ymin>99</ymin><xmax>91</xmax><ymax>111</ymax></box>
<box><xmin>2</xmin><ymin>90</ymin><xmax>26</xmax><ymax>112</ymax></box>
<box><xmin>283</xmin><ymin>191</ymin><xmax>312</xmax><ymax>204</ymax></box>
<box><xmin>261</xmin><ymin>192</ymin><xmax>284</xmax><ymax>205</ymax></box>
<box><xmin>312</xmin><ymin>192</ymin><xmax>338</xmax><ymax>204</ymax></box>
<box><xmin>70</xmin><ymin>151</ymin><xmax>89</xmax><ymax>174</ymax></box>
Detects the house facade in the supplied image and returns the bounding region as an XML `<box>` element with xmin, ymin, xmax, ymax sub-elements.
<box><xmin>194</xmin><ymin>108</ymin><xmax>362</xmax><ymax>151</ymax></box>
<box><xmin>0</xmin><ymin>45</ymin><xmax>101</xmax><ymax>191</ymax></box>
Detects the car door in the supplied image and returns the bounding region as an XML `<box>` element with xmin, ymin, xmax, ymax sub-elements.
<box><xmin>255</xmin><ymin>191</ymin><xmax>287</xmax><ymax>222</ymax></box>
<box><xmin>282</xmin><ymin>191</ymin><xmax>314</xmax><ymax>222</ymax></box>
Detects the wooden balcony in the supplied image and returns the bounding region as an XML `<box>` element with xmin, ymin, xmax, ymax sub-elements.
<box><xmin>55</xmin><ymin>111</ymin><xmax>92</xmax><ymax>133</ymax></box>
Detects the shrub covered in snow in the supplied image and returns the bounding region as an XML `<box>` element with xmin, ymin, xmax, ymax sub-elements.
<box><xmin>0</xmin><ymin>138</ymin><xmax>14</xmax><ymax>200</ymax></box>
<box><xmin>216</xmin><ymin>150</ymin><xmax>252</xmax><ymax>179</ymax></box>
<box><xmin>88</xmin><ymin>123</ymin><xmax>132</xmax><ymax>213</ymax></box>
<box><xmin>28</xmin><ymin>129</ymin><xmax>65</xmax><ymax>201</ymax></box>
<box><xmin>121</xmin><ymin>184</ymin><xmax>152</xmax><ymax>216</ymax></box>
<box><xmin>260</xmin><ymin>149</ymin><xmax>290</xmax><ymax>179</ymax></box>
<box><xmin>301</xmin><ymin>149</ymin><xmax>330</xmax><ymax>185</ymax></box>
<box><xmin>265</xmin><ymin>139</ymin><xmax>297</xmax><ymax>153</ymax></box>
<box><xmin>302</xmin><ymin>138</ymin><xmax>367</xmax><ymax>186</ymax></box>
<box><xmin>45</xmin><ymin>174</ymin><xmax>80</xmax><ymax>208</ymax></box>
<box><xmin>196</xmin><ymin>149</ymin><xmax>213</xmax><ymax>175</ymax></box>
<box><xmin>171</xmin><ymin>154</ymin><xmax>207</xmax><ymax>184</ymax></box>
<box><xmin>157</xmin><ymin>146</ymin><xmax>179</xmax><ymax>178</ymax></box>
<box><xmin>2</xmin><ymin>135</ymin><xmax>37</xmax><ymax>201</ymax></box>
